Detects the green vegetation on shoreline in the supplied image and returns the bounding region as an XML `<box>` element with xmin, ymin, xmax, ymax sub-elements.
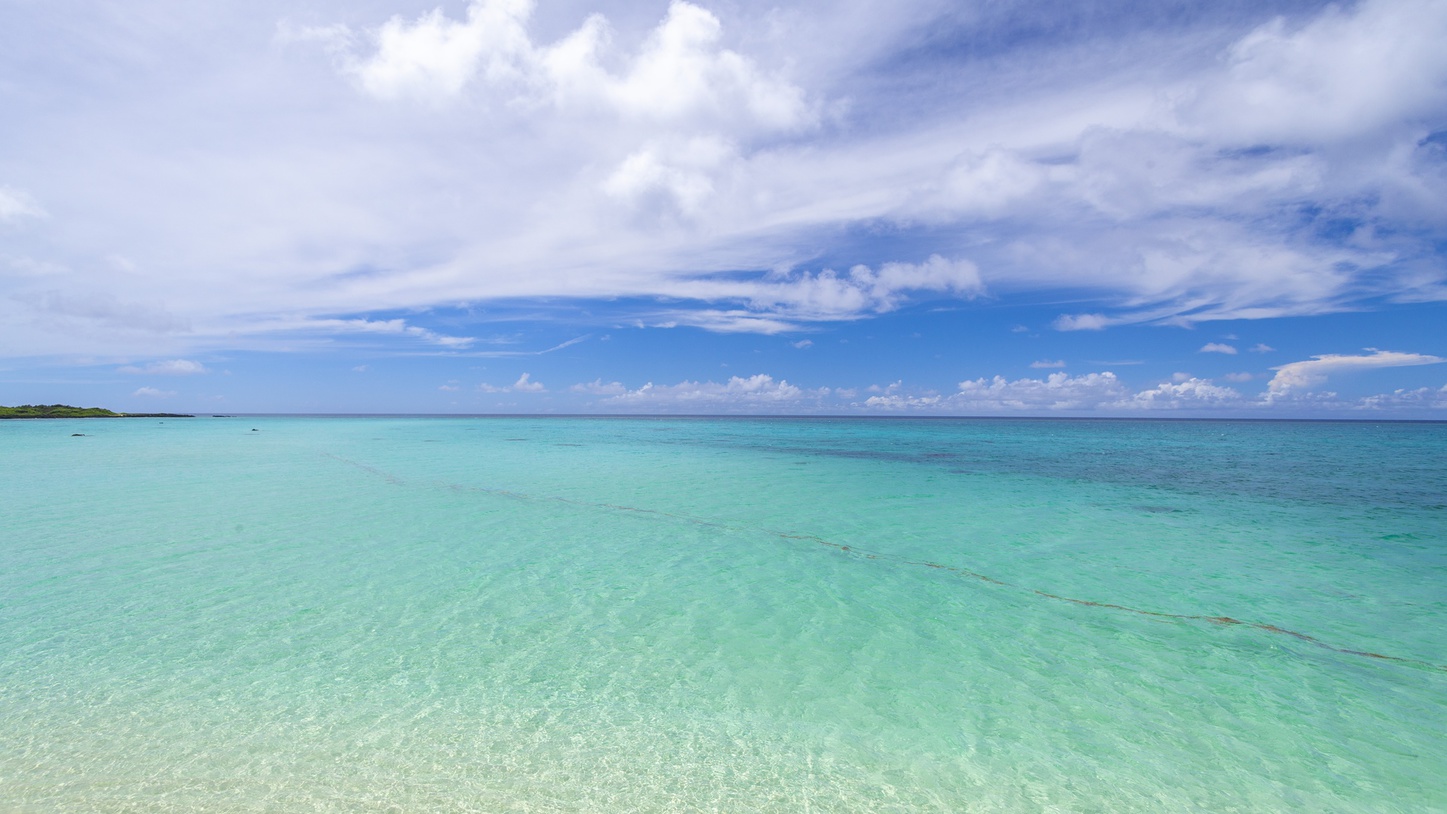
<box><xmin>0</xmin><ymin>404</ymin><xmax>193</xmax><ymax>419</ymax></box>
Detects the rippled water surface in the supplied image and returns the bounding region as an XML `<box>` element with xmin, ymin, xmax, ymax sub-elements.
<box><xmin>3</xmin><ymin>417</ymin><xmax>1444</xmax><ymax>811</ymax></box>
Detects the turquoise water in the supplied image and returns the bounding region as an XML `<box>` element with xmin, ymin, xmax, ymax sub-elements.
<box><xmin>2</xmin><ymin>416</ymin><xmax>1443</xmax><ymax>812</ymax></box>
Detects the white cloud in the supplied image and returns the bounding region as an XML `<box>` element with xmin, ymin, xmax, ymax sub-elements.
<box><xmin>3</xmin><ymin>0</ymin><xmax>1446</xmax><ymax>365</ymax></box>
<box><xmin>1357</xmin><ymin>384</ymin><xmax>1447</xmax><ymax>410</ymax></box>
<box><xmin>1250</xmin><ymin>343</ymin><xmax>1275</xmax><ymax>353</ymax></box>
<box><xmin>338</xmin><ymin>0</ymin><xmax>813</xmax><ymax>137</ymax></box>
<box><xmin>570</xmin><ymin>378</ymin><xmax>626</xmax><ymax>395</ymax></box>
<box><xmin>648</xmin><ymin>255</ymin><xmax>983</xmax><ymax>331</ymax></box>
<box><xmin>1128</xmin><ymin>378</ymin><xmax>1242</xmax><ymax>408</ymax></box>
<box><xmin>1200</xmin><ymin>342</ymin><xmax>1238</xmax><ymax>354</ymax></box>
<box><xmin>576</xmin><ymin>365</ymin><xmax>1447</xmax><ymax>416</ymax></box>
<box><xmin>1267</xmin><ymin>349</ymin><xmax>1446</xmax><ymax>396</ymax></box>
<box><xmin>0</xmin><ymin>186</ymin><xmax>45</xmax><ymax>221</ymax></box>
<box><xmin>603</xmin><ymin>136</ymin><xmax>734</xmax><ymax>219</ymax></box>
<box><xmin>654</xmin><ymin>310</ymin><xmax>801</xmax><ymax>335</ymax></box>
<box><xmin>250</xmin><ymin>318</ymin><xmax>475</xmax><ymax>349</ymax></box>
<box><xmin>131</xmin><ymin>386</ymin><xmax>175</xmax><ymax>398</ymax></box>
<box><xmin>1181</xmin><ymin>0</ymin><xmax>1447</xmax><ymax>145</ymax></box>
<box><xmin>21</xmin><ymin>290</ymin><xmax>190</xmax><ymax>335</ymax></box>
<box><xmin>1030</xmin><ymin>359</ymin><xmax>1065</xmax><ymax>369</ymax></box>
<box><xmin>791</xmin><ymin>339</ymin><xmax>813</xmax><ymax>349</ymax></box>
<box><xmin>478</xmin><ymin>372</ymin><xmax>545</xmax><ymax>393</ymax></box>
<box><xmin>1223</xmin><ymin>372</ymin><xmax>1255</xmax><ymax>382</ymax></box>
<box><xmin>952</xmin><ymin>372</ymin><xmax>1131</xmax><ymax>411</ymax></box>
<box><xmin>117</xmin><ymin>359</ymin><xmax>208</xmax><ymax>376</ymax></box>
<box><xmin>603</xmin><ymin>373</ymin><xmax>804</xmax><ymax>406</ymax></box>
<box><xmin>863</xmin><ymin>393</ymin><xmax>942</xmax><ymax>410</ymax></box>
<box><xmin>695</xmin><ymin>255</ymin><xmax>982</xmax><ymax>323</ymax></box>
<box><xmin>855</xmin><ymin>372</ymin><xmax>1263</xmax><ymax>413</ymax></box>
<box><xmin>1053</xmin><ymin>313</ymin><xmax>1111</xmax><ymax>332</ymax></box>
<box><xmin>344</xmin><ymin>0</ymin><xmax>532</xmax><ymax>102</ymax></box>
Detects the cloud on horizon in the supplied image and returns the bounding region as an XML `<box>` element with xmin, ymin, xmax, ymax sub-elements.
<box><xmin>553</xmin><ymin>347</ymin><xmax>1444</xmax><ymax>415</ymax></box>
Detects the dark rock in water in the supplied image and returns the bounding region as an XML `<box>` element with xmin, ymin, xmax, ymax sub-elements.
<box><xmin>251</xmin><ymin>428</ymin><xmax>259</xmax><ymax>432</ymax></box>
<box><xmin>71</xmin><ymin>433</ymin><xmax>85</xmax><ymax>437</ymax></box>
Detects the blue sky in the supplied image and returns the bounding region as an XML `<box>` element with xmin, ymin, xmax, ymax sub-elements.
<box><xmin>1</xmin><ymin>0</ymin><xmax>1444</xmax><ymax>415</ymax></box>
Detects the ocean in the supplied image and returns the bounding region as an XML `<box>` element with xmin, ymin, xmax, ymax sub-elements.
<box><xmin>2</xmin><ymin>416</ymin><xmax>1443</xmax><ymax>812</ymax></box>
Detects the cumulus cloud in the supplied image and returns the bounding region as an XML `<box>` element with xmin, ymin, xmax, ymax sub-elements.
<box><xmin>853</xmin><ymin>371</ymin><xmax>1266</xmax><ymax>413</ymax></box>
<box><xmin>334</xmin><ymin>0</ymin><xmax>812</xmax><ymax>136</ymax></box>
<box><xmin>478</xmin><ymin>372</ymin><xmax>546</xmax><ymax>393</ymax></box>
<box><xmin>637</xmin><ymin>255</ymin><xmax>983</xmax><ymax>331</ymax></box>
<box><xmin>668</xmin><ymin>255</ymin><xmax>983</xmax><ymax>328</ymax></box>
<box><xmin>744</xmin><ymin>256</ymin><xmax>982</xmax><ymax>319</ymax></box>
<box><xmin>577</xmin><ymin>364</ymin><xmax>1447</xmax><ymax>415</ymax></box>
<box><xmin>937</xmin><ymin>372</ymin><xmax>1127</xmax><ymax>411</ymax></box>
<box><xmin>603</xmin><ymin>136</ymin><xmax>734</xmax><ymax>219</ymax></box>
<box><xmin>1200</xmin><ymin>342</ymin><xmax>1238</xmax><ymax>354</ymax></box>
<box><xmin>345</xmin><ymin>0</ymin><xmax>532</xmax><ymax>102</ymax></box>
<box><xmin>862</xmin><ymin>393</ymin><xmax>942</xmax><ymax>410</ymax></box>
<box><xmin>117</xmin><ymin>359</ymin><xmax>209</xmax><ymax>376</ymax></box>
<box><xmin>1128</xmin><ymin>378</ymin><xmax>1242</xmax><ymax>408</ymax></box>
<box><xmin>602</xmin><ymin>373</ymin><xmax>806</xmax><ymax>406</ymax></box>
<box><xmin>1357</xmin><ymin>384</ymin><xmax>1447</xmax><ymax>410</ymax></box>
<box><xmin>1267</xmin><ymin>349</ymin><xmax>1446</xmax><ymax>396</ymax></box>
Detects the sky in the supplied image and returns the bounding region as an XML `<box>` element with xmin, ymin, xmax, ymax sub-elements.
<box><xmin>2</xmin><ymin>0</ymin><xmax>1445</xmax><ymax>416</ymax></box>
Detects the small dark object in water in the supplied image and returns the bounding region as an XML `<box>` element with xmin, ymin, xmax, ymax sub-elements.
<box><xmin>71</xmin><ymin>433</ymin><xmax>85</xmax><ymax>437</ymax></box>
<box><xmin>1134</xmin><ymin>505</ymin><xmax>1182</xmax><ymax>514</ymax></box>
<box><xmin>251</xmin><ymin>428</ymin><xmax>259</xmax><ymax>432</ymax></box>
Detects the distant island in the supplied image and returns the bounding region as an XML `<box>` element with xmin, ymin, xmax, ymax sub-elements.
<box><xmin>0</xmin><ymin>404</ymin><xmax>193</xmax><ymax>419</ymax></box>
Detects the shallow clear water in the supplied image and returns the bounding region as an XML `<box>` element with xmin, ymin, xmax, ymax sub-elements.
<box><xmin>2</xmin><ymin>416</ymin><xmax>1444</xmax><ymax>812</ymax></box>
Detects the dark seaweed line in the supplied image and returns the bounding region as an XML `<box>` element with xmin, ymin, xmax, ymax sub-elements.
<box><xmin>774</xmin><ymin>532</ymin><xmax>1445</xmax><ymax>671</ymax></box>
<box><xmin>321</xmin><ymin>452</ymin><xmax>1447</xmax><ymax>673</ymax></box>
